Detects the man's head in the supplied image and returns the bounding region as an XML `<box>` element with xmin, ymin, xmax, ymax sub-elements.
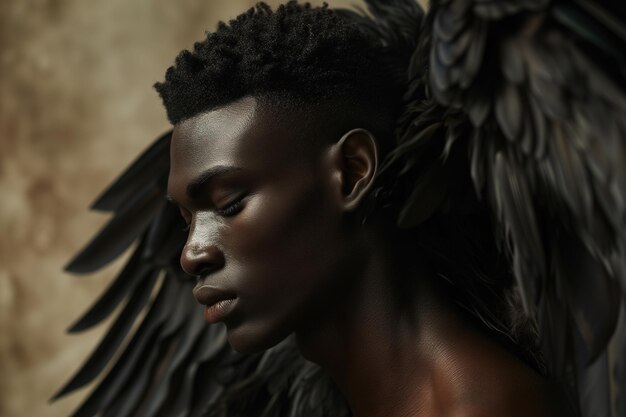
<box><xmin>161</xmin><ymin>2</ymin><xmax>402</xmax><ymax>353</ymax></box>
<box><xmin>155</xmin><ymin>1</ymin><xmax>401</xmax><ymax>151</ymax></box>
<box><xmin>158</xmin><ymin>2</ymin><xmax>542</xmax><ymax>372</ymax></box>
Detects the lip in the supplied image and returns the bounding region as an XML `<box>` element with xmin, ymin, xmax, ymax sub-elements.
<box><xmin>193</xmin><ymin>285</ymin><xmax>237</xmax><ymax>323</ymax></box>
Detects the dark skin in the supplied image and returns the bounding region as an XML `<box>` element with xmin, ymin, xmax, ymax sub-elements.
<box><xmin>167</xmin><ymin>96</ymin><xmax>569</xmax><ymax>417</ymax></box>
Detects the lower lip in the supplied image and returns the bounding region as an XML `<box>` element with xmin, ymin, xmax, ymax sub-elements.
<box><xmin>204</xmin><ymin>298</ymin><xmax>237</xmax><ymax>323</ymax></box>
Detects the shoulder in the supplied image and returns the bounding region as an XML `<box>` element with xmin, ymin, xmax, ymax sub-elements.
<box><xmin>446</xmin><ymin>378</ymin><xmax>574</xmax><ymax>417</ymax></box>
<box><xmin>437</xmin><ymin>340</ymin><xmax>574</xmax><ymax>417</ymax></box>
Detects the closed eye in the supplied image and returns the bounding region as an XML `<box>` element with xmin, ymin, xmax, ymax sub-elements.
<box><xmin>176</xmin><ymin>193</ymin><xmax>247</xmax><ymax>234</ymax></box>
<box><xmin>216</xmin><ymin>194</ymin><xmax>247</xmax><ymax>217</ymax></box>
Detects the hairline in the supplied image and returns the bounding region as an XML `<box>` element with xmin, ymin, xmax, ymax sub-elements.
<box><xmin>173</xmin><ymin>91</ymin><xmax>394</xmax><ymax>149</ymax></box>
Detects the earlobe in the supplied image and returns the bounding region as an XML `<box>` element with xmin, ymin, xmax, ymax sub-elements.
<box><xmin>331</xmin><ymin>129</ymin><xmax>379</xmax><ymax>212</ymax></box>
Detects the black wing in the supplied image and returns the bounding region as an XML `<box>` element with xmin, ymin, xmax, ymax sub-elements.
<box><xmin>369</xmin><ymin>0</ymin><xmax>626</xmax><ymax>415</ymax></box>
<box><xmin>57</xmin><ymin>1</ymin><xmax>626</xmax><ymax>416</ymax></box>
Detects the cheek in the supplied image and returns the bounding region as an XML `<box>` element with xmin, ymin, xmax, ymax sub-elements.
<box><xmin>225</xmin><ymin>180</ymin><xmax>341</xmax><ymax>296</ymax></box>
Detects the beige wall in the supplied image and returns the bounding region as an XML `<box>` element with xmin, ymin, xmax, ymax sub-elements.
<box><xmin>0</xmin><ymin>1</ymin><xmax>432</xmax><ymax>416</ymax></box>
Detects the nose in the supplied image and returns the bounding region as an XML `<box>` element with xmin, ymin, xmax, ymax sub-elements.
<box><xmin>180</xmin><ymin>234</ymin><xmax>225</xmax><ymax>278</ymax></box>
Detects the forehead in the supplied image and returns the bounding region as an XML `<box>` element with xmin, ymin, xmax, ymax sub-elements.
<box><xmin>170</xmin><ymin>96</ymin><xmax>257</xmax><ymax>175</ymax></box>
<box><xmin>168</xmin><ymin>96</ymin><xmax>320</xmax><ymax>196</ymax></box>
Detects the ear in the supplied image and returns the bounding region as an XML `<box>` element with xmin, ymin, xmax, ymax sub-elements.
<box><xmin>328</xmin><ymin>129</ymin><xmax>378</xmax><ymax>212</ymax></box>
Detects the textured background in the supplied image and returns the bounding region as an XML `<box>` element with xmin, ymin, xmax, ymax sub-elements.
<box><xmin>0</xmin><ymin>1</ymin><xmax>375</xmax><ymax>416</ymax></box>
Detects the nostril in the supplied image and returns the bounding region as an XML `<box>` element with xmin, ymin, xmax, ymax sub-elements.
<box><xmin>195</xmin><ymin>263</ymin><xmax>220</xmax><ymax>277</ymax></box>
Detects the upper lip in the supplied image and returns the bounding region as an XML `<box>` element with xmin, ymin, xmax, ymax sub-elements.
<box><xmin>193</xmin><ymin>285</ymin><xmax>236</xmax><ymax>307</ymax></box>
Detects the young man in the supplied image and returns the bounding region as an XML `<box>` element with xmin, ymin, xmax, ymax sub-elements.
<box><xmin>59</xmin><ymin>1</ymin><xmax>625</xmax><ymax>416</ymax></box>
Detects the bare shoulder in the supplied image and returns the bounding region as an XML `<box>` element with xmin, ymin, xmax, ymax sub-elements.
<box><xmin>450</xmin><ymin>393</ymin><xmax>572</xmax><ymax>417</ymax></box>
<box><xmin>439</xmin><ymin>335</ymin><xmax>575</xmax><ymax>417</ymax></box>
<box><xmin>446</xmin><ymin>372</ymin><xmax>574</xmax><ymax>417</ymax></box>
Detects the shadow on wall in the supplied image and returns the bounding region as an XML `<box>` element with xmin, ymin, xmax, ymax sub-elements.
<box><xmin>0</xmin><ymin>1</ymin><xmax>377</xmax><ymax>416</ymax></box>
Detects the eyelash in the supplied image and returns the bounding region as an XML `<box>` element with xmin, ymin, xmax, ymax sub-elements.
<box><xmin>216</xmin><ymin>197</ymin><xmax>245</xmax><ymax>217</ymax></box>
<box><xmin>180</xmin><ymin>196</ymin><xmax>246</xmax><ymax>232</ymax></box>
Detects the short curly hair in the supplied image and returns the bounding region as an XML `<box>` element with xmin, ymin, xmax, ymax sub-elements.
<box><xmin>154</xmin><ymin>1</ymin><xmax>401</xmax><ymax>137</ymax></box>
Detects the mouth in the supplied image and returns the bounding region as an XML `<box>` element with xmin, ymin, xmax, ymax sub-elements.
<box><xmin>193</xmin><ymin>285</ymin><xmax>238</xmax><ymax>323</ymax></box>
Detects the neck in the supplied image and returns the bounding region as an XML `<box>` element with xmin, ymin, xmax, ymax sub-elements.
<box><xmin>293</xmin><ymin>236</ymin><xmax>549</xmax><ymax>417</ymax></box>
<box><xmin>294</xmin><ymin>239</ymin><xmax>446</xmax><ymax>417</ymax></box>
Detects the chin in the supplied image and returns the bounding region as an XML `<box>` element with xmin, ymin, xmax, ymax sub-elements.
<box><xmin>224</xmin><ymin>320</ymin><xmax>292</xmax><ymax>354</ymax></box>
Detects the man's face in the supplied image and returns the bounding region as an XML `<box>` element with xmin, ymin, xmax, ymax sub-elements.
<box><xmin>167</xmin><ymin>97</ymin><xmax>353</xmax><ymax>353</ymax></box>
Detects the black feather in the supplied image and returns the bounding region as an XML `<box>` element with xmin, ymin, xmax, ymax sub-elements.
<box><xmin>140</xmin><ymin>306</ymin><xmax>206</xmax><ymax>417</ymax></box>
<box><xmin>610</xmin><ymin>305</ymin><xmax>626</xmax><ymax>417</ymax></box>
<box><xmin>90</xmin><ymin>131</ymin><xmax>171</xmax><ymax>212</ymax></box>
<box><xmin>67</xmin><ymin>275</ymin><xmax>178</xmax><ymax>415</ymax></box>
<box><xmin>65</xmin><ymin>185</ymin><xmax>163</xmax><ymax>273</ymax></box>
<box><xmin>67</xmin><ymin>243</ymin><xmax>151</xmax><ymax>332</ymax></box>
<box><xmin>53</xmin><ymin>270</ymin><xmax>158</xmax><ymax>399</ymax></box>
<box><xmin>495</xmin><ymin>83</ymin><xmax>523</xmax><ymax>141</ymax></box>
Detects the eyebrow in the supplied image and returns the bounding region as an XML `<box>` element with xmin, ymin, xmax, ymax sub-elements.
<box><xmin>166</xmin><ymin>165</ymin><xmax>243</xmax><ymax>204</ymax></box>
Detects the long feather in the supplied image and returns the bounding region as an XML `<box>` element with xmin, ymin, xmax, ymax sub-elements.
<box><xmin>65</xmin><ymin>185</ymin><xmax>163</xmax><ymax>273</ymax></box>
<box><xmin>67</xmin><ymin>242</ymin><xmax>151</xmax><ymax>332</ymax></box>
<box><xmin>52</xmin><ymin>271</ymin><xmax>158</xmax><ymax>400</ymax></box>
<box><xmin>90</xmin><ymin>131</ymin><xmax>171</xmax><ymax>212</ymax></box>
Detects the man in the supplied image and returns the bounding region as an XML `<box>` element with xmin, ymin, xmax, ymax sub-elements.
<box><xmin>58</xmin><ymin>1</ymin><xmax>625</xmax><ymax>416</ymax></box>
